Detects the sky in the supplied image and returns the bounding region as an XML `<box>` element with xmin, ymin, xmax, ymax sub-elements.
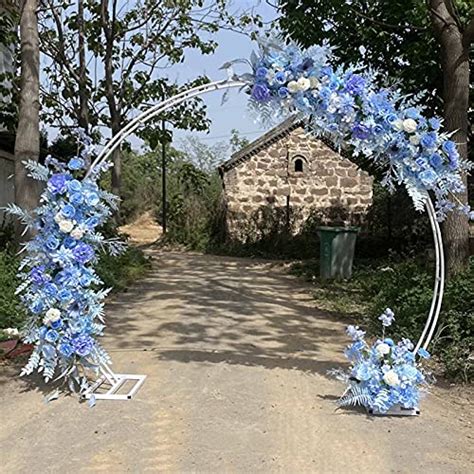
<box><xmin>162</xmin><ymin>0</ymin><xmax>280</xmax><ymax>155</ymax></box>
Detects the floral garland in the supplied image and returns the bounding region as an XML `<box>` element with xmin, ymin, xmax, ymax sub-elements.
<box><xmin>7</xmin><ymin>131</ymin><xmax>123</xmax><ymax>394</ymax></box>
<box><xmin>331</xmin><ymin>310</ymin><xmax>431</xmax><ymax>413</ymax></box>
<box><xmin>236</xmin><ymin>40</ymin><xmax>472</xmax><ymax>221</ymax></box>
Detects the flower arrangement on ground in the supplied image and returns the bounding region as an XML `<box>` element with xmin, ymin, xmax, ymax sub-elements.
<box><xmin>7</xmin><ymin>131</ymin><xmax>124</xmax><ymax>395</ymax></box>
<box><xmin>331</xmin><ymin>309</ymin><xmax>431</xmax><ymax>413</ymax></box>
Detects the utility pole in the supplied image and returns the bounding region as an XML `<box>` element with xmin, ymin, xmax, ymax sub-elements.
<box><xmin>161</xmin><ymin>96</ymin><xmax>167</xmax><ymax>234</ymax></box>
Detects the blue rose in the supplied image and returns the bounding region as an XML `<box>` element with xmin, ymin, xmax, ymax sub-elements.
<box><xmin>72</xmin><ymin>242</ymin><xmax>95</xmax><ymax>264</ymax></box>
<box><xmin>44</xmin><ymin>282</ymin><xmax>59</xmax><ymax>297</ymax></box>
<box><xmin>278</xmin><ymin>87</ymin><xmax>289</xmax><ymax>99</ymax></box>
<box><xmin>251</xmin><ymin>83</ymin><xmax>270</xmax><ymax>102</ymax></box>
<box><xmin>344</xmin><ymin>74</ymin><xmax>366</xmax><ymax>95</ymax></box>
<box><xmin>79</xmin><ymin>273</ymin><xmax>92</xmax><ymax>287</ymax></box>
<box><xmin>373</xmin><ymin>124</ymin><xmax>385</xmax><ymax>135</ymax></box>
<box><xmin>31</xmin><ymin>299</ymin><xmax>44</xmax><ymax>314</ymax></box>
<box><xmin>429</xmin><ymin>117</ymin><xmax>441</xmax><ymax>130</ymax></box>
<box><xmin>61</xmin><ymin>204</ymin><xmax>76</xmax><ymax>219</ymax></box>
<box><xmin>385</xmin><ymin>113</ymin><xmax>398</xmax><ymax>125</ymax></box>
<box><xmin>352</xmin><ymin>123</ymin><xmax>370</xmax><ymax>140</ymax></box>
<box><xmin>62</xmin><ymin>236</ymin><xmax>78</xmax><ymax>249</ymax></box>
<box><xmin>85</xmin><ymin>216</ymin><xmax>100</xmax><ymax>229</ymax></box>
<box><xmin>51</xmin><ymin>319</ymin><xmax>63</xmax><ymax>330</ymax></box>
<box><xmin>67</xmin><ymin>179</ymin><xmax>82</xmax><ymax>193</ymax></box>
<box><xmin>58</xmin><ymin>288</ymin><xmax>72</xmax><ymax>303</ymax></box>
<box><xmin>420</xmin><ymin>132</ymin><xmax>437</xmax><ymax>149</ymax></box>
<box><xmin>442</xmin><ymin>140</ymin><xmax>456</xmax><ymax>155</ymax></box>
<box><xmin>405</xmin><ymin>107</ymin><xmax>420</xmax><ymax>119</ymax></box>
<box><xmin>47</xmin><ymin>174</ymin><xmax>69</xmax><ymax>194</ymax></box>
<box><xmin>58</xmin><ymin>342</ymin><xmax>74</xmax><ymax>358</ymax></box>
<box><xmin>68</xmin><ymin>157</ymin><xmax>85</xmax><ymax>171</ymax></box>
<box><xmin>30</xmin><ymin>266</ymin><xmax>47</xmax><ymax>285</ymax></box>
<box><xmin>85</xmin><ymin>191</ymin><xmax>100</xmax><ymax>206</ymax></box>
<box><xmin>275</xmin><ymin>71</ymin><xmax>286</xmax><ymax>84</ymax></box>
<box><xmin>419</xmin><ymin>169</ymin><xmax>437</xmax><ymax>186</ymax></box>
<box><xmin>71</xmin><ymin>335</ymin><xmax>94</xmax><ymax>357</ymax></box>
<box><xmin>448</xmin><ymin>154</ymin><xmax>458</xmax><ymax>170</ymax></box>
<box><xmin>45</xmin><ymin>236</ymin><xmax>60</xmax><ymax>251</ymax></box>
<box><xmin>429</xmin><ymin>153</ymin><xmax>443</xmax><ymax>169</ymax></box>
<box><xmin>255</xmin><ymin>66</ymin><xmax>268</xmax><ymax>79</ymax></box>
<box><xmin>45</xmin><ymin>329</ymin><xmax>60</xmax><ymax>343</ymax></box>
<box><xmin>70</xmin><ymin>193</ymin><xmax>84</xmax><ymax>206</ymax></box>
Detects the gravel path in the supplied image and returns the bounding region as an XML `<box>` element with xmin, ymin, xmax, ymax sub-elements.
<box><xmin>1</xmin><ymin>250</ymin><xmax>472</xmax><ymax>473</ymax></box>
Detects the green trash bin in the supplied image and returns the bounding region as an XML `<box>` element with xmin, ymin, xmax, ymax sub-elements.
<box><xmin>316</xmin><ymin>226</ymin><xmax>359</xmax><ymax>280</ymax></box>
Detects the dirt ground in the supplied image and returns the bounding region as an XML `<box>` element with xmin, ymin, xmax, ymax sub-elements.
<box><xmin>1</xmin><ymin>250</ymin><xmax>473</xmax><ymax>473</ymax></box>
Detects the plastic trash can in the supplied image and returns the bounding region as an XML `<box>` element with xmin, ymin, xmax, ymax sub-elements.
<box><xmin>316</xmin><ymin>226</ymin><xmax>359</xmax><ymax>279</ymax></box>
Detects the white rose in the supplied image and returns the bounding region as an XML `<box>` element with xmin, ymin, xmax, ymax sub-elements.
<box><xmin>383</xmin><ymin>370</ymin><xmax>400</xmax><ymax>387</ymax></box>
<box><xmin>43</xmin><ymin>308</ymin><xmax>61</xmax><ymax>325</ymax></box>
<box><xmin>58</xmin><ymin>219</ymin><xmax>74</xmax><ymax>233</ymax></box>
<box><xmin>309</xmin><ymin>76</ymin><xmax>320</xmax><ymax>89</ymax></box>
<box><xmin>70</xmin><ymin>227</ymin><xmax>85</xmax><ymax>240</ymax></box>
<box><xmin>287</xmin><ymin>80</ymin><xmax>299</xmax><ymax>93</ymax></box>
<box><xmin>297</xmin><ymin>77</ymin><xmax>311</xmax><ymax>91</ymax></box>
<box><xmin>402</xmin><ymin>118</ymin><xmax>417</xmax><ymax>133</ymax></box>
<box><xmin>376</xmin><ymin>343</ymin><xmax>391</xmax><ymax>357</ymax></box>
<box><xmin>409</xmin><ymin>134</ymin><xmax>420</xmax><ymax>145</ymax></box>
<box><xmin>54</xmin><ymin>213</ymin><xmax>63</xmax><ymax>224</ymax></box>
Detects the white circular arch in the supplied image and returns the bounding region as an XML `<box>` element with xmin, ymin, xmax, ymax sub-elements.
<box><xmin>88</xmin><ymin>79</ymin><xmax>445</xmax><ymax>352</ymax></box>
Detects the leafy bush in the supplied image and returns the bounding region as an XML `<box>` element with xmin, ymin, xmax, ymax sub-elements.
<box><xmin>0</xmin><ymin>250</ymin><xmax>26</xmax><ymax>330</ymax></box>
<box><xmin>96</xmin><ymin>246</ymin><xmax>151</xmax><ymax>292</ymax></box>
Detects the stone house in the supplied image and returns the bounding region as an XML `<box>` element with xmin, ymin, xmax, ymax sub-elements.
<box><xmin>219</xmin><ymin>116</ymin><xmax>373</xmax><ymax>240</ymax></box>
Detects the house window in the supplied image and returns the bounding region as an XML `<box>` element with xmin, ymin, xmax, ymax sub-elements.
<box><xmin>294</xmin><ymin>157</ymin><xmax>304</xmax><ymax>173</ymax></box>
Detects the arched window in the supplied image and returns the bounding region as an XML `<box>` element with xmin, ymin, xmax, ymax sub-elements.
<box><xmin>294</xmin><ymin>158</ymin><xmax>304</xmax><ymax>173</ymax></box>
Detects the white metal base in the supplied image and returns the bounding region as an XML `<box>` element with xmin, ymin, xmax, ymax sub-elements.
<box><xmin>83</xmin><ymin>364</ymin><xmax>146</xmax><ymax>401</ymax></box>
<box><xmin>369</xmin><ymin>405</ymin><xmax>420</xmax><ymax>416</ymax></box>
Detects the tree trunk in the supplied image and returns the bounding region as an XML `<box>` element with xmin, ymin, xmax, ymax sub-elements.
<box><xmin>14</xmin><ymin>0</ymin><xmax>40</xmax><ymax>240</ymax></box>
<box><xmin>77</xmin><ymin>0</ymin><xmax>89</xmax><ymax>131</ymax></box>
<box><xmin>429</xmin><ymin>0</ymin><xmax>471</xmax><ymax>275</ymax></box>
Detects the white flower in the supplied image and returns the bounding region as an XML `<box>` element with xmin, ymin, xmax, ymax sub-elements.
<box><xmin>309</xmin><ymin>76</ymin><xmax>320</xmax><ymax>89</ymax></box>
<box><xmin>383</xmin><ymin>370</ymin><xmax>400</xmax><ymax>387</ymax></box>
<box><xmin>58</xmin><ymin>219</ymin><xmax>74</xmax><ymax>233</ymax></box>
<box><xmin>43</xmin><ymin>308</ymin><xmax>61</xmax><ymax>325</ymax></box>
<box><xmin>54</xmin><ymin>213</ymin><xmax>63</xmax><ymax>224</ymax></box>
<box><xmin>409</xmin><ymin>134</ymin><xmax>421</xmax><ymax>145</ymax></box>
<box><xmin>287</xmin><ymin>80</ymin><xmax>299</xmax><ymax>93</ymax></box>
<box><xmin>4</xmin><ymin>328</ymin><xmax>19</xmax><ymax>337</ymax></box>
<box><xmin>376</xmin><ymin>343</ymin><xmax>391</xmax><ymax>357</ymax></box>
<box><xmin>70</xmin><ymin>227</ymin><xmax>85</xmax><ymax>240</ymax></box>
<box><xmin>297</xmin><ymin>77</ymin><xmax>311</xmax><ymax>91</ymax></box>
<box><xmin>402</xmin><ymin>118</ymin><xmax>417</xmax><ymax>133</ymax></box>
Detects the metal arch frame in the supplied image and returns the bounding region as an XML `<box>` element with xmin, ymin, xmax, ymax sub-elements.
<box><xmin>87</xmin><ymin>78</ymin><xmax>445</xmax><ymax>355</ymax></box>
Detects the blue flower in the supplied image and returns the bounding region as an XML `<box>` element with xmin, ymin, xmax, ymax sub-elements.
<box><xmin>51</xmin><ymin>319</ymin><xmax>63</xmax><ymax>330</ymax></box>
<box><xmin>61</xmin><ymin>204</ymin><xmax>76</xmax><ymax>219</ymax></box>
<box><xmin>58</xmin><ymin>288</ymin><xmax>72</xmax><ymax>303</ymax></box>
<box><xmin>30</xmin><ymin>266</ymin><xmax>47</xmax><ymax>285</ymax></box>
<box><xmin>70</xmin><ymin>193</ymin><xmax>84</xmax><ymax>206</ymax></box>
<box><xmin>352</xmin><ymin>123</ymin><xmax>370</xmax><ymax>140</ymax></box>
<box><xmin>71</xmin><ymin>335</ymin><xmax>94</xmax><ymax>357</ymax></box>
<box><xmin>67</xmin><ymin>179</ymin><xmax>82</xmax><ymax>193</ymax></box>
<box><xmin>255</xmin><ymin>67</ymin><xmax>268</xmax><ymax>79</ymax></box>
<box><xmin>428</xmin><ymin>117</ymin><xmax>441</xmax><ymax>130</ymax></box>
<box><xmin>31</xmin><ymin>299</ymin><xmax>44</xmax><ymax>314</ymax></box>
<box><xmin>251</xmin><ymin>83</ymin><xmax>270</xmax><ymax>102</ymax></box>
<box><xmin>420</xmin><ymin>132</ymin><xmax>438</xmax><ymax>149</ymax></box>
<box><xmin>344</xmin><ymin>74</ymin><xmax>366</xmax><ymax>95</ymax></box>
<box><xmin>48</xmin><ymin>174</ymin><xmax>69</xmax><ymax>194</ymax></box>
<box><xmin>419</xmin><ymin>169</ymin><xmax>437</xmax><ymax>186</ymax></box>
<box><xmin>346</xmin><ymin>325</ymin><xmax>366</xmax><ymax>341</ymax></box>
<box><xmin>278</xmin><ymin>87</ymin><xmax>290</xmax><ymax>99</ymax></box>
<box><xmin>45</xmin><ymin>329</ymin><xmax>60</xmax><ymax>343</ymax></box>
<box><xmin>275</xmin><ymin>71</ymin><xmax>286</xmax><ymax>84</ymax></box>
<box><xmin>442</xmin><ymin>140</ymin><xmax>456</xmax><ymax>155</ymax></box>
<box><xmin>85</xmin><ymin>216</ymin><xmax>100</xmax><ymax>229</ymax></box>
<box><xmin>84</xmin><ymin>190</ymin><xmax>100</xmax><ymax>206</ymax></box>
<box><xmin>58</xmin><ymin>342</ymin><xmax>74</xmax><ymax>358</ymax></box>
<box><xmin>45</xmin><ymin>236</ymin><xmax>60</xmax><ymax>251</ymax></box>
<box><xmin>72</xmin><ymin>242</ymin><xmax>95</xmax><ymax>264</ymax></box>
<box><xmin>68</xmin><ymin>157</ymin><xmax>85</xmax><ymax>170</ymax></box>
<box><xmin>417</xmin><ymin>348</ymin><xmax>430</xmax><ymax>359</ymax></box>
<box><xmin>41</xmin><ymin>344</ymin><xmax>56</xmax><ymax>360</ymax></box>
<box><xmin>429</xmin><ymin>153</ymin><xmax>443</xmax><ymax>169</ymax></box>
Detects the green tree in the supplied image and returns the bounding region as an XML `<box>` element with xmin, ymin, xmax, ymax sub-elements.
<box><xmin>39</xmin><ymin>0</ymin><xmax>261</xmax><ymax>201</ymax></box>
<box><xmin>278</xmin><ymin>0</ymin><xmax>473</xmax><ymax>275</ymax></box>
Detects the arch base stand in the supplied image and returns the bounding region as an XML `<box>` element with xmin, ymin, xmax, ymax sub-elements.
<box><xmin>83</xmin><ymin>364</ymin><xmax>146</xmax><ymax>401</ymax></box>
<box><xmin>369</xmin><ymin>405</ymin><xmax>420</xmax><ymax>416</ymax></box>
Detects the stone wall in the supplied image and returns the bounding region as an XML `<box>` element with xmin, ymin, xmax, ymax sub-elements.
<box><xmin>222</xmin><ymin>125</ymin><xmax>373</xmax><ymax>240</ymax></box>
<box><xmin>0</xmin><ymin>149</ymin><xmax>14</xmax><ymax>222</ymax></box>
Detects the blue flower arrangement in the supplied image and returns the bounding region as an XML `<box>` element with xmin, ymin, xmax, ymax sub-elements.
<box><xmin>331</xmin><ymin>310</ymin><xmax>431</xmax><ymax>413</ymax></box>
<box><xmin>7</xmin><ymin>131</ymin><xmax>124</xmax><ymax>394</ymax></box>
<box><xmin>237</xmin><ymin>39</ymin><xmax>472</xmax><ymax>221</ymax></box>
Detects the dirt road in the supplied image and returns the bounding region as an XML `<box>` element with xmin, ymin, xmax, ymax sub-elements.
<box><xmin>1</xmin><ymin>251</ymin><xmax>472</xmax><ymax>473</ymax></box>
